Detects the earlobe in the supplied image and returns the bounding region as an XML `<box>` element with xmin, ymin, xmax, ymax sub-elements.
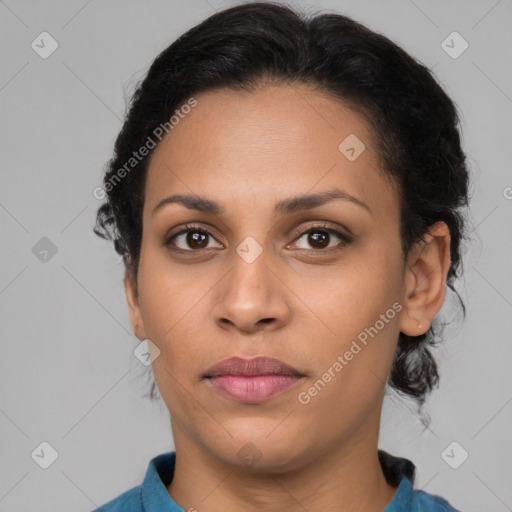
<box><xmin>398</xmin><ymin>221</ymin><xmax>451</xmax><ymax>337</ymax></box>
<box><xmin>124</xmin><ymin>269</ymin><xmax>146</xmax><ymax>340</ymax></box>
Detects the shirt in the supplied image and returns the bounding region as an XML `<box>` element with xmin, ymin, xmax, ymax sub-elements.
<box><xmin>92</xmin><ymin>450</ymin><xmax>460</xmax><ymax>511</ymax></box>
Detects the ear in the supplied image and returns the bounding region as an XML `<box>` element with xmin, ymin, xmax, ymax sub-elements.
<box><xmin>124</xmin><ymin>268</ymin><xmax>147</xmax><ymax>341</ymax></box>
<box><xmin>399</xmin><ymin>221</ymin><xmax>452</xmax><ymax>336</ymax></box>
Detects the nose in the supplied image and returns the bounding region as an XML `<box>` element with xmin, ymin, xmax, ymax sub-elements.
<box><xmin>212</xmin><ymin>249</ymin><xmax>292</xmax><ymax>334</ymax></box>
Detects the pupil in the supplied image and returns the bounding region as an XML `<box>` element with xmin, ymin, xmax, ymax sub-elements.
<box><xmin>187</xmin><ymin>231</ymin><xmax>208</xmax><ymax>248</ymax></box>
<box><xmin>309</xmin><ymin>231</ymin><xmax>328</xmax><ymax>248</ymax></box>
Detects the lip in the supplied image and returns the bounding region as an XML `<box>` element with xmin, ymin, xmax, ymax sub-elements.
<box><xmin>204</xmin><ymin>356</ymin><xmax>303</xmax><ymax>378</ymax></box>
<box><xmin>203</xmin><ymin>356</ymin><xmax>304</xmax><ymax>403</ymax></box>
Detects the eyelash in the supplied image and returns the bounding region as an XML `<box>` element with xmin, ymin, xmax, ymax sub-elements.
<box><xmin>164</xmin><ymin>222</ymin><xmax>353</xmax><ymax>254</ymax></box>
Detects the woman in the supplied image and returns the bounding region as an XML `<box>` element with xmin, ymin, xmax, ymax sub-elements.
<box><xmin>93</xmin><ymin>2</ymin><xmax>469</xmax><ymax>510</ymax></box>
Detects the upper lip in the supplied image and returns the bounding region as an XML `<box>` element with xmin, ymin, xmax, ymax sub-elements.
<box><xmin>204</xmin><ymin>356</ymin><xmax>303</xmax><ymax>378</ymax></box>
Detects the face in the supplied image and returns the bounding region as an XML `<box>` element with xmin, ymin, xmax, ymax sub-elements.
<box><xmin>125</xmin><ymin>83</ymin><xmax>445</xmax><ymax>471</ymax></box>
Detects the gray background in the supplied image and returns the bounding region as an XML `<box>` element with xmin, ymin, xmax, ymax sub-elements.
<box><xmin>1</xmin><ymin>0</ymin><xmax>511</xmax><ymax>510</ymax></box>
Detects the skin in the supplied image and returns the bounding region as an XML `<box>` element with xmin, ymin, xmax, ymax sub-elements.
<box><xmin>124</xmin><ymin>83</ymin><xmax>451</xmax><ymax>512</ymax></box>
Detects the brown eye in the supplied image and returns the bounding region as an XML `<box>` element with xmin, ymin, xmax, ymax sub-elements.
<box><xmin>307</xmin><ymin>230</ymin><xmax>330</xmax><ymax>249</ymax></box>
<box><xmin>166</xmin><ymin>226</ymin><xmax>223</xmax><ymax>251</ymax></box>
<box><xmin>290</xmin><ymin>227</ymin><xmax>352</xmax><ymax>251</ymax></box>
<box><xmin>185</xmin><ymin>231</ymin><xmax>208</xmax><ymax>249</ymax></box>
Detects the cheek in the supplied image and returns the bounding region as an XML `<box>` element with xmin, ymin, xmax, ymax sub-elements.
<box><xmin>296</xmin><ymin>256</ymin><xmax>402</xmax><ymax>405</ymax></box>
<box><xmin>292</xmin><ymin>251</ymin><xmax>401</xmax><ymax>339</ymax></box>
<box><xmin>136</xmin><ymin>261</ymin><xmax>209</xmax><ymax>415</ymax></box>
<box><xmin>296</xmin><ymin>313</ymin><xmax>399</xmax><ymax>438</ymax></box>
<box><xmin>137</xmin><ymin>241</ymin><xmax>206</xmax><ymax>335</ymax></box>
<box><xmin>136</xmin><ymin>248</ymin><xmax>225</xmax><ymax>389</ymax></box>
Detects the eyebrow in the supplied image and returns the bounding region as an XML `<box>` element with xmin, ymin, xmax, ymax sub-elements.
<box><xmin>151</xmin><ymin>188</ymin><xmax>371</xmax><ymax>217</ymax></box>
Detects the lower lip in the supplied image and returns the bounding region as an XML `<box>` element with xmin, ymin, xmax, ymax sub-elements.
<box><xmin>206</xmin><ymin>375</ymin><xmax>302</xmax><ymax>402</ymax></box>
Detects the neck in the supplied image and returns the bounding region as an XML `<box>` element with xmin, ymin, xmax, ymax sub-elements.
<box><xmin>167</xmin><ymin>421</ymin><xmax>397</xmax><ymax>512</ymax></box>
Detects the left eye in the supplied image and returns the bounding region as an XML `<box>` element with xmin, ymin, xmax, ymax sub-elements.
<box><xmin>290</xmin><ymin>228</ymin><xmax>351</xmax><ymax>251</ymax></box>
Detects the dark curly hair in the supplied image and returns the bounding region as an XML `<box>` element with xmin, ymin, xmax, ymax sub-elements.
<box><xmin>94</xmin><ymin>1</ymin><xmax>471</xmax><ymax>408</ymax></box>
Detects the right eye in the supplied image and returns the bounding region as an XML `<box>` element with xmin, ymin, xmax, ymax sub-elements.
<box><xmin>165</xmin><ymin>224</ymin><xmax>224</xmax><ymax>252</ymax></box>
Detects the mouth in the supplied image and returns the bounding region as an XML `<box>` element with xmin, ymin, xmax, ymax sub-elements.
<box><xmin>203</xmin><ymin>356</ymin><xmax>305</xmax><ymax>403</ymax></box>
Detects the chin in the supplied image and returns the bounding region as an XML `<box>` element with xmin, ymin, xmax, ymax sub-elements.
<box><xmin>209</xmin><ymin>430</ymin><xmax>313</xmax><ymax>474</ymax></box>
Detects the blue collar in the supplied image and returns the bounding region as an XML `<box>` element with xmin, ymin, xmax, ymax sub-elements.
<box><xmin>139</xmin><ymin>451</ymin><xmax>417</xmax><ymax>511</ymax></box>
<box><xmin>140</xmin><ymin>452</ymin><xmax>181</xmax><ymax>511</ymax></box>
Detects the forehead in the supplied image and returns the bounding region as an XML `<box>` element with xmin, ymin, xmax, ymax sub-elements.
<box><xmin>143</xmin><ymin>84</ymin><xmax>398</xmax><ymax>220</ymax></box>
